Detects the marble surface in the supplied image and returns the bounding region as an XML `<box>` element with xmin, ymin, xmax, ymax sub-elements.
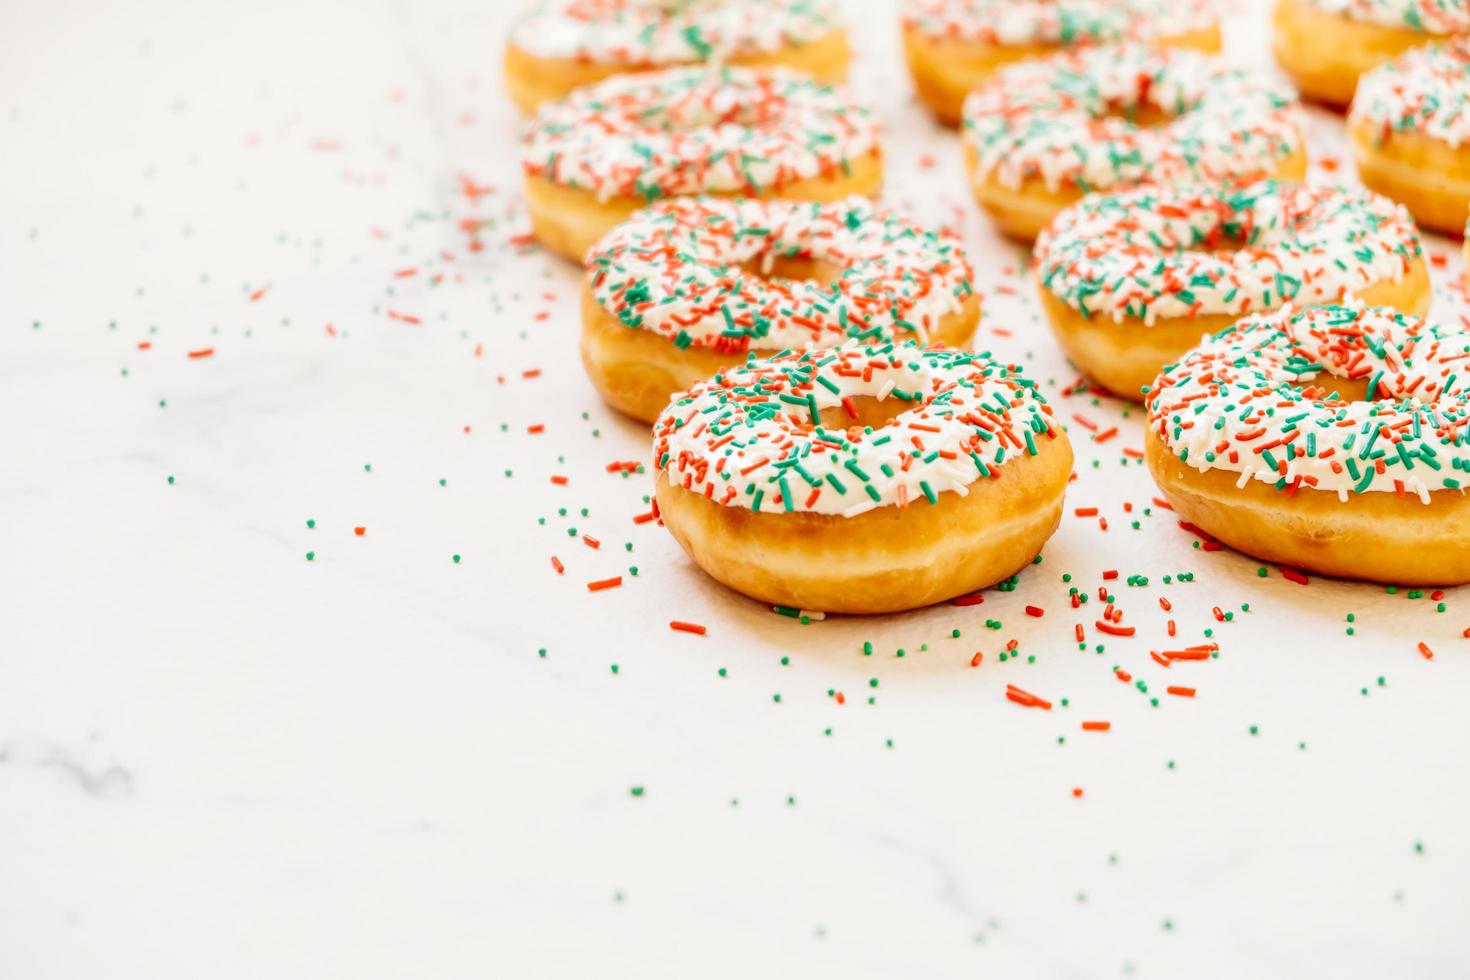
<box><xmin>3</xmin><ymin>1</ymin><xmax>1469</xmax><ymax>976</ymax></box>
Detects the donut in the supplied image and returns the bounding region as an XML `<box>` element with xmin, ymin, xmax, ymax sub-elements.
<box><xmin>1034</xmin><ymin>179</ymin><xmax>1431</xmax><ymax>399</ymax></box>
<box><xmin>582</xmin><ymin>196</ymin><xmax>981</xmax><ymax>422</ymax></box>
<box><xmin>503</xmin><ymin>0</ymin><xmax>850</xmax><ymax>114</ymax></box>
<box><xmin>652</xmin><ymin>341</ymin><xmax>1073</xmax><ymax>613</ymax></box>
<box><xmin>522</xmin><ymin>66</ymin><xmax>882</xmax><ymax>261</ymax></box>
<box><xmin>901</xmin><ymin>0</ymin><xmax>1221</xmax><ymax>125</ymax></box>
<box><xmin>1349</xmin><ymin>38</ymin><xmax>1470</xmax><ymax>234</ymax></box>
<box><xmin>1273</xmin><ymin>0</ymin><xmax>1470</xmax><ymax>107</ymax></box>
<box><xmin>962</xmin><ymin>43</ymin><xmax>1308</xmax><ymax>241</ymax></box>
<box><xmin>1145</xmin><ymin>302</ymin><xmax>1470</xmax><ymax>585</ymax></box>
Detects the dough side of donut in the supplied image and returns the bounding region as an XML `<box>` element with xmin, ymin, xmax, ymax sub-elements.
<box><xmin>1349</xmin><ymin>121</ymin><xmax>1470</xmax><ymax>235</ymax></box>
<box><xmin>1272</xmin><ymin>0</ymin><xmax>1440</xmax><ymax>108</ymax></box>
<box><xmin>1146</xmin><ymin>430</ymin><xmax>1470</xmax><ymax>585</ymax></box>
<box><xmin>1038</xmin><ymin>256</ymin><xmax>1431</xmax><ymax>400</ymax></box>
<box><xmin>503</xmin><ymin>29</ymin><xmax>852</xmax><ymax>115</ymax></box>
<box><xmin>902</xmin><ymin>25</ymin><xmax>1222</xmax><ymax>127</ymax></box>
<box><xmin>967</xmin><ymin>143</ymin><xmax>1309</xmax><ymax>244</ymax></box>
<box><xmin>580</xmin><ymin>284</ymin><xmax>982</xmax><ymax>423</ymax></box>
<box><xmin>524</xmin><ymin>151</ymin><xmax>885</xmax><ymax>262</ymax></box>
<box><xmin>655</xmin><ymin>430</ymin><xmax>1074</xmax><ymax>613</ymax></box>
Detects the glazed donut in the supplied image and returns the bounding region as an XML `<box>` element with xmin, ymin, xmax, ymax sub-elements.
<box><xmin>652</xmin><ymin>341</ymin><xmax>1074</xmax><ymax>613</ymax></box>
<box><xmin>1349</xmin><ymin>39</ymin><xmax>1470</xmax><ymax>234</ymax></box>
<box><xmin>1146</xmin><ymin>302</ymin><xmax>1470</xmax><ymax>585</ymax></box>
<box><xmin>962</xmin><ymin>43</ymin><xmax>1307</xmax><ymax>241</ymax></box>
<box><xmin>901</xmin><ymin>0</ymin><xmax>1221</xmax><ymax>125</ymax></box>
<box><xmin>1034</xmin><ymin>179</ymin><xmax>1431</xmax><ymax>399</ymax></box>
<box><xmin>503</xmin><ymin>0</ymin><xmax>850</xmax><ymax>114</ymax></box>
<box><xmin>1273</xmin><ymin>0</ymin><xmax>1470</xmax><ymax>107</ymax></box>
<box><xmin>522</xmin><ymin>66</ymin><xmax>881</xmax><ymax>261</ymax></box>
<box><xmin>582</xmin><ymin>196</ymin><xmax>981</xmax><ymax>422</ymax></box>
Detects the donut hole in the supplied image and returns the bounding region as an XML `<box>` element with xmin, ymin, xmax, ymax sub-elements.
<box><xmin>816</xmin><ymin>394</ymin><xmax>913</xmax><ymax>431</ymax></box>
<box><xmin>1295</xmin><ymin>373</ymin><xmax>1371</xmax><ymax>404</ymax></box>
<box><xmin>1093</xmin><ymin>99</ymin><xmax>1180</xmax><ymax>129</ymax></box>
<box><xmin>736</xmin><ymin>253</ymin><xmax>845</xmax><ymax>289</ymax></box>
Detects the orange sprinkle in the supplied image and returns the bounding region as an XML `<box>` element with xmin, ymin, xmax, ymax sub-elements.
<box><xmin>1081</xmin><ymin>721</ymin><xmax>1111</xmax><ymax>732</ymax></box>
<box><xmin>1166</xmin><ymin>686</ymin><xmax>1196</xmax><ymax>698</ymax></box>
<box><xmin>970</xmin><ymin>652</ymin><xmax>983</xmax><ymax>667</ymax></box>
<box><xmin>550</xmin><ymin>555</ymin><xmax>564</xmax><ymax>575</ymax></box>
<box><xmin>1418</xmin><ymin>642</ymin><xmax>1435</xmax><ymax>660</ymax></box>
<box><xmin>527</xmin><ymin>424</ymin><xmax>545</xmax><ymax>434</ymax></box>
<box><xmin>582</xmin><ymin>535</ymin><xmax>600</xmax><ymax>549</ymax></box>
<box><xmin>669</xmin><ymin>621</ymin><xmax>707</xmax><ymax>636</ymax></box>
<box><xmin>1072</xmin><ymin>787</ymin><xmax>1084</xmax><ymax>798</ymax></box>
<box><xmin>187</xmin><ymin>347</ymin><xmax>215</xmax><ymax>359</ymax></box>
<box><xmin>550</xmin><ymin>475</ymin><xmax>569</xmax><ymax>485</ymax></box>
<box><xmin>353</xmin><ymin>526</ymin><xmax>365</xmax><ymax>536</ymax></box>
<box><xmin>586</xmin><ymin>576</ymin><xmax>622</xmax><ymax>592</ymax></box>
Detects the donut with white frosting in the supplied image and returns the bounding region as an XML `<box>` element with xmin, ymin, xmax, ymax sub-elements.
<box><xmin>1145</xmin><ymin>302</ymin><xmax>1470</xmax><ymax>583</ymax></box>
<box><xmin>961</xmin><ymin>43</ymin><xmax>1307</xmax><ymax>240</ymax></box>
<box><xmin>651</xmin><ymin>340</ymin><xmax>1074</xmax><ymax>612</ymax></box>
<box><xmin>1033</xmin><ymin>179</ymin><xmax>1431</xmax><ymax>398</ymax></box>
<box><xmin>1349</xmin><ymin>38</ymin><xmax>1470</xmax><ymax>233</ymax></box>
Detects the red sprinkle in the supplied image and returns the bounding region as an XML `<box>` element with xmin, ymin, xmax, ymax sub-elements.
<box><xmin>670</xmin><ymin>621</ymin><xmax>707</xmax><ymax>635</ymax></box>
<box><xmin>1281</xmin><ymin>567</ymin><xmax>1309</xmax><ymax>585</ymax></box>
<box><xmin>1025</xmin><ymin>605</ymin><xmax>1045</xmax><ymax>618</ymax></box>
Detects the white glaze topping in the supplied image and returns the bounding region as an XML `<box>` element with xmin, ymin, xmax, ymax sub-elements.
<box><xmin>901</xmin><ymin>0</ymin><xmax>1217</xmax><ymax>45</ymax></box>
<box><xmin>1351</xmin><ymin>38</ymin><xmax>1470</xmax><ymax>148</ymax></box>
<box><xmin>963</xmin><ymin>44</ymin><xmax>1304</xmax><ymax>193</ymax></box>
<box><xmin>1147</xmin><ymin>302</ymin><xmax>1470</xmax><ymax>502</ymax></box>
<box><xmin>1297</xmin><ymin>0</ymin><xmax>1470</xmax><ymax>34</ymax></box>
<box><xmin>522</xmin><ymin>66</ymin><xmax>879</xmax><ymax>202</ymax></box>
<box><xmin>1035</xmin><ymin>179</ymin><xmax>1423</xmax><ymax>325</ymax></box>
<box><xmin>653</xmin><ymin>341</ymin><xmax>1061</xmax><ymax>517</ymax></box>
<box><xmin>586</xmin><ymin>196</ymin><xmax>976</xmax><ymax>353</ymax></box>
<box><xmin>509</xmin><ymin>0</ymin><xmax>841</xmax><ymax>65</ymax></box>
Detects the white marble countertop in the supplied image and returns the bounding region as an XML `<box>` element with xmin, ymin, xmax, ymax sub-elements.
<box><xmin>3</xmin><ymin>0</ymin><xmax>1469</xmax><ymax>976</ymax></box>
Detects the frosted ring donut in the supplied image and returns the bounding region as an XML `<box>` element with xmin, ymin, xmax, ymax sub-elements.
<box><xmin>522</xmin><ymin>66</ymin><xmax>882</xmax><ymax>262</ymax></box>
<box><xmin>504</xmin><ymin>0</ymin><xmax>851</xmax><ymax>114</ymax></box>
<box><xmin>1349</xmin><ymin>39</ymin><xmax>1470</xmax><ymax>234</ymax></box>
<box><xmin>1272</xmin><ymin>0</ymin><xmax>1469</xmax><ymax>107</ymax></box>
<box><xmin>962</xmin><ymin>43</ymin><xmax>1308</xmax><ymax>241</ymax></box>
<box><xmin>901</xmin><ymin>0</ymin><xmax>1221</xmax><ymax>126</ymax></box>
<box><xmin>652</xmin><ymin>341</ymin><xmax>1074</xmax><ymax>613</ymax></box>
<box><xmin>1034</xmin><ymin>179</ymin><xmax>1430</xmax><ymax>400</ymax></box>
<box><xmin>1146</xmin><ymin>302</ymin><xmax>1470</xmax><ymax>585</ymax></box>
<box><xmin>582</xmin><ymin>196</ymin><xmax>981</xmax><ymax>422</ymax></box>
